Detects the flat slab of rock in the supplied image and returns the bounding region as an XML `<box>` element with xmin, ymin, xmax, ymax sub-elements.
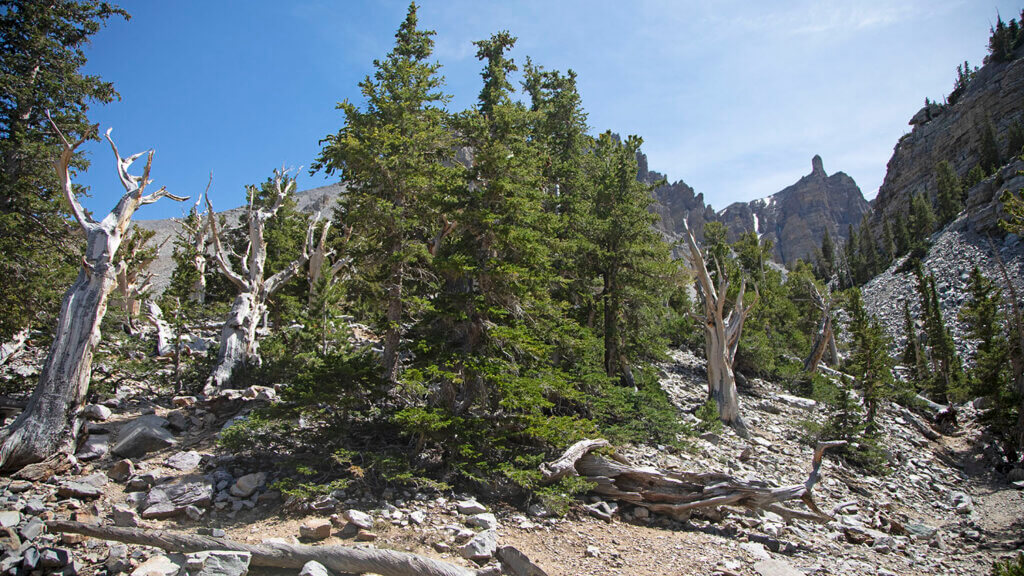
<box><xmin>754</xmin><ymin>559</ymin><xmax>804</xmax><ymax>576</ymax></box>
<box><xmin>165</xmin><ymin>451</ymin><xmax>203</xmax><ymax>472</ymax></box>
<box><xmin>0</xmin><ymin>511</ymin><xmax>20</xmax><ymax>528</ymax></box>
<box><xmin>76</xmin><ymin>434</ymin><xmax>110</xmax><ymax>460</ymax></box>
<box><xmin>298</xmin><ymin>560</ymin><xmax>331</xmax><ymax>576</ymax></box>
<box><xmin>182</xmin><ymin>550</ymin><xmax>251</xmax><ymax>576</ymax></box>
<box><xmin>113</xmin><ymin>415</ymin><xmax>176</xmax><ymax>458</ymax></box>
<box><xmin>57</xmin><ymin>481</ymin><xmax>102</xmax><ymax>499</ymax></box>
<box><xmin>497</xmin><ymin>546</ymin><xmax>549</xmax><ymax>576</ymax></box>
<box><xmin>141</xmin><ymin>476</ymin><xmax>214</xmax><ymax>519</ymax></box>
<box><xmin>342</xmin><ymin>509</ymin><xmax>373</xmax><ymax>530</ymax></box>
<box><xmin>456</xmin><ymin>499</ymin><xmax>487</xmax><ymax>515</ymax></box>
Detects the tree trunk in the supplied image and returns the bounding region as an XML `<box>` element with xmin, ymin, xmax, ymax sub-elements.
<box><xmin>382</xmin><ymin>263</ymin><xmax>404</xmax><ymax>385</ymax></box>
<box><xmin>145</xmin><ymin>301</ymin><xmax>175</xmax><ymax>357</ymax></box>
<box><xmin>191</xmin><ymin>255</ymin><xmax>207</xmax><ymax>305</ymax></box>
<box><xmin>603</xmin><ymin>272</ymin><xmax>619</xmax><ymax>379</ymax></box>
<box><xmin>207</xmin><ymin>291</ymin><xmax>261</xmax><ymax>392</ymax></box>
<box><xmin>0</xmin><ymin>123</ymin><xmax>186</xmax><ymax>471</ymax></box>
<box><xmin>679</xmin><ymin>219</ymin><xmax>752</xmax><ymax>437</ymax></box>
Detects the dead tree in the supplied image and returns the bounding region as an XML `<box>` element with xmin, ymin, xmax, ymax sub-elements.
<box><xmin>205</xmin><ymin>169</ymin><xmax>316</xmax><ymax>393</ymax></box>
<box><xmin>541</xmin><ymin>438</ymin><xmax>845</xmax><ymax>523</ymax></box>
<box><xmin>679</xmin><ymin>220</ymin><xmax>754</xmax><ymax>437</ymax></box>
<box><xmin>47</xmin><ymin>521</ymin><xmax>481</xmax><ymax>576</ymax></box>
<box><xmin>0</xmin><ymin>121</ymin><xmax>186</xmax><ymax>473</ymax></box>
<box><xmin>306</xmin><ymin>216</ymin><xmax>351</xmax><ymax>308</ymax></box>
<box><xmin>804</xmin><ymin>276</ymin><xmax>838</xmax><ymax>373</ymax></box>
<box><xmin>114</xmin><ymin>225</ymin><xmax>161</xmax><ymax>333</ymax></box>
<box><xmin>145</xmin><ymin>300</ymin><xmax>175</xmax><ymax>357</ymax></box>
<box><xmin>175</xmin><ymin>175</ymin><xmax>213</xmax><ymax>304</ymax></box>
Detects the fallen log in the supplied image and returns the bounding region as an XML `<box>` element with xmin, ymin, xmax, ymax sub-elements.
<box><xmin>541</xmin><ymin>439</ymin><xmax>845</xmax><ymax>523</ymax></box>
<box><xmin>47</xmin><ymin>521</ymin><xmax>480</xmax><ymax>576</ymax></box>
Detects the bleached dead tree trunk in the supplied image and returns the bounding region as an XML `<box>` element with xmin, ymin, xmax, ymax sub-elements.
<box><xmin>0</xmin><ymin>121</ymin><xmax>186</xmax><ymax>473</ymax></box>
<box><xmin>804</xmin><ymin>277</ymin><xmax>837</xmax><ymax>373</ymax></box>
<box><xmin>114</xmin><ymin>226</ymin><xmax>161</xmax><ymax>333</ymax></box>
<box><xmin>145</xmin><ymin>300</ymin><xmax>175</xmax><ymax>357</ymax></box>
<box><xmin>679</xmin><ymin>220</ymin><xmax>753</xmax><ymax>437</ymax></box>
<box><xmin>205</xmin><ymin>169</ymin><xmax>316</xmax><ymax>394</ymax></box>
<box><xmin>307</xmin><ymin>216</ymin><xmax>351</xmax><ymax>308</ymax></box>
<box><xmin>175</xmin><ymin>175</ymin><xmax>213</xmax><ymax>305</ymax></box>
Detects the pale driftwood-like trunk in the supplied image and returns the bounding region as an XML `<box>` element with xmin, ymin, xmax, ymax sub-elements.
<box><xmin>804</xmin><ymin>278</ymin><xmax>837</xmax><ymax>374</ymax></box>
<box><xmin>145</xmin><ymin>301</ymin><xmax>175</xmax><ymax>357</ymax></box>
<box><xmin>306</xmin><ymin>217</ymin><xmax>351</xmax><ymax>307</ymax></box>
<box><xmin>541</xmin><ymin>439</ymin><xmax>845</xmax><ymax>523</ymax></box>
<box><xmin>0</xmin><ymin>121</ymin><xmax>186</xmax><ymax>472</ymax></box>
<box><xmin>205</xmin><ymin>170</ymin><xmax>316</xmax><ymax>394</ymax></box>
<box><xmin>48</xmin><ymin>521</ymin><xmax>481</xmax><ymax>576</ymax></box>
<box><xmin>114</xmin><ymin>227</ymin><xmax>161</xmax><ymax>334</ymax></box>
<box><xmin>175</xmin><ymin>176</ymin><xmax>213</xmax><ymax>305</ymax></box>
<box><xmin>679</xmin><ymin>220</ymin><xmax>753</xmax><ymax>437</ymax></box>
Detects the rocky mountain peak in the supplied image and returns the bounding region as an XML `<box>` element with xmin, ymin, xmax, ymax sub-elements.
<box><xmin>811</xmin><ymin>154</ymin><xmax>825</xmax><ymax>177</ymax></box>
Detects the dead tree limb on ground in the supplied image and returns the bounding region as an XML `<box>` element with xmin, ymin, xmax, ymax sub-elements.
<box><xmin>0</xmin><ymin>120</ymin><xmax>186</xmax><ymax>473</ymax></box>
<box><xmin>205</xmin><ymin>169</ymin><xmax>317</xmax><ymax>393</ymax></box>
<box><xmin>47</xmin><ymin>521</ymin><xmax>481</xmax><ymax>576</ymax></box>
<box><xmin>541</xmin><ymin>438</ymin><xmax>845</xmax><ymax>524</ymax></box>
<box><xmin>678</xmin><ymin>219</ymin><xmax>754</xmax><ymax>437</ymax></box>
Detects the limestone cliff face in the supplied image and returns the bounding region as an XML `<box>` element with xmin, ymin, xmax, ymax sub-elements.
<box><xmin>638</xmin><ymin>151</ymin><xmax>716</xmax><ymax>243</ymax></box>
<box><xmin>716</xmin><ymin>156</ymin><xmax>871</xmax><ymax>266</ymax></box>
<box><xmin>874</xmin><ymin>46</ymin><xmax>1024</xmax><ymax>227</ymax></box>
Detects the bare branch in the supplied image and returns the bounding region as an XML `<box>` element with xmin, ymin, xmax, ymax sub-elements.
<box><xmin>205</xmin><ymin>195</ymin><xmax>246</xmax><ymax>290</ymax></box>
<box><xmin>46</xmin><ymin>112</ymin><xmax>93</xmax><ymax>232</ymax></box>
<box><xmin>140</xmin><ymin>186</ymin><xmax>189</xmax><ymax>205</ymax></box>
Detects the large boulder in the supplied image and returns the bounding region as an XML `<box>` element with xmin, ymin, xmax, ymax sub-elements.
<box><xmin>113</xmin><ymin>415</ymin><xmax>176</xmax><ymax>458</ymax></box>
<box><xmin>141</xmin><ymin>475</ymin><xmax>214</xmax><ymax>519</ymax></box>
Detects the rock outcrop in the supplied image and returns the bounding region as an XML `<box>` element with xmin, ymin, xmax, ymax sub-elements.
<box><xmin>716</xmin><ymin>155</ymin><xmax>871</xmax><ymax>266</ymax></box>
<box><xmin>873</xmin><ymin>46</ymin><xmax>1024</xmax><ymax>227</ymax></box>
<box><xmin>639</xmin><ymin>150</ymin><xmax>716</xmax><ymax>244</ymax></box>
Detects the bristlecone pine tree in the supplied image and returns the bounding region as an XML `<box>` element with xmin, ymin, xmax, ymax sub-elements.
<box><xmin>314</xmin><ymin>2</ymin><xmax>459</xmax><ymax>385</ymax></box>
<box><xmin>0</xmin><ymin>123</ymin><xmax>186</xmax><ymax>473</ymax></box>
<box><xmin>205</xmin><ymin>170</ymin><xmax>317</xmax><ymax>393</ymax></box>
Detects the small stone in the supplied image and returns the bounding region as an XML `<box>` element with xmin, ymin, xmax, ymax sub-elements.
<box><xmin>584</xmin><ymin>545</ymin><xmax>600</xmax><ymax>558</ymax></box>
<box><xmin>57</xmin><ymin>481</ymin><xmax>102</xmax><ymax>499</ymax></box>
<box><xmin>241</xmin><ymin>386</ymin><xmax>276</xmax><ymax>401</ymax></box>
<box><xmin>40</xmin><ymin>548</ymin><xmax>71</xmax><ymax>568</ymax></box>
<box><xmin>458</xmin><ymin>529</ymin><xmax>497</xmax><ymax>562</ymax></box>
<box><xmin>409</xmin><ymin>511</ymin><xmax>427</xmax><ymax>525</ymax></box>
<box><xmin>126</xmin><ymin>473</ymin><xmax>158</xmax><ymax>491</ymax></box>
<box><xmin>740</xmin><ymin>542</ymin><xmax>771</xmax><ymax>561</ymax></box>
<box><xmin>19</xmin><ymin>517</ymin><xmax>45</xmax><ymax>541</ymax></box>
<box><xmin>82</xmin><ymin>404</ymin><xmax>113</xmax><ymax>421</ymax></box>
<box><xmin>107</xmin><ymin>459</ymin><xmax>136</xmax><ymax>483</ymax></box>
<box><xmin>21</xmin><ymin>547</ymin><xmax>40</xmax><ymax>571</ymax></box>
<box><xmin>342</xmin><ymin>509</ymin><xmax>373</xmax><ymax>530</ymax></box>
<box><xmin>456</xmin><ymin>499</ymin><xmax>487</xmax><ymax>515</ymax></box>
<box><xmin>0</xmin><ymin>511</ymin><xmax>20</xmax><ymax>528</ymax></box>
<box><xmin>633</xmin><ymin>506</ymin><xmax>649</xmax><ymax>519</ymax></box>
<box><xmin>298</xmin><ymin>561</ymin><xmax>331</xmax><ymax>576</ymax></box>
<box><xmin>165</xmin><ymin>451</ymin><xmax>202</xmax><ymax>472</ymax></box>
<box><xmin>6</xmin><ymin>480</ymin><xmax>32</xmax><ymax>493</ymax></box>
<box><xmin>299</xmin><ymin>519</ymin><xmax>331</xmax><ymax>541</ymax></box>
<box><xmin>129</xmin><ymin>554</ymin><xmax>183</xmax><ymax>576</ymax></box>
<box><xmin>75</xmin><ymin>434</ymin><xmax>110</xmax><ymax>461</ymax></box>
<box><xmin>61</xmin><ymin>533</ymin><xmax>88</xmax><ymax>545</ymax></box>
<box><xmin>106</xmin><ymin>544</ymin><xmax>130</xmax><ymax>574</ymax></box>
<box><xmin>229</xmin><ymin>472</ymin><xmax>266</xmax><ymax>498</ymax></box>
<box><xmin>433</xmin><ymin>542</ymin><xmax>450</xmax><ymax>553</ymax></box>
<box><xmin>527</xmin><ymin>503</ymin><xmax>549</xmax><ymax>518</ymax></box>
<box><xmin>754</xmin><ymin>558</ymin><xmax>804</xmax><ymax>576</ymax></box>
<box><xmin>141</xmin><ymin>475</ymin><xmax>214</xmax><ymax>519</ymax></box>
<box><xmin>165</xmin><ymin>410</ymin><xmax>189</xmax><ymax>432</ymax></box>
<box><xmin>185</xmin><ymin>505</ymin><xmax>204</xmax><ymax>521</ymax></box>
<box><xmin>23</xmin><ymin>499</ymin><xmax>47</xmax><ymax>515</ymax></box>
<box><xmin>354</xmin><ymin>530</ymin><xmax>377</xmax><ymax>542</ymax></box>
<box><xmin>181</xmin><ymin>550</ymin><xmax>250</xmax><ymax>576</ymax></box>
<box><xmin>111</xmin><ymin>505</ymin><xmax>140</xmax><ymax>528</ymax></box>
<box><xmin>496</xmin><ymin>546</ymin><xmax>548</xmax><ymax>576</ymax></box>
<box><xmin>467</xmin><ymin>513</ymin><xmax>498</xmax><ymax>530</ymax></box>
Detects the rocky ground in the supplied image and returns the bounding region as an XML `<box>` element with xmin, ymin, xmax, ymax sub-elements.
<box><xmin>2</xmin><ymin>344</ymin><xmax>1023</xmax><ymax>576</ymax></box>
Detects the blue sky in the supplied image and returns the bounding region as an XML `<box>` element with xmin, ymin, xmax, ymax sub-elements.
<box><xmin>75</xmin><ymin>0</ymin><xmax>1021</xmax><ymax>220</ymax></box>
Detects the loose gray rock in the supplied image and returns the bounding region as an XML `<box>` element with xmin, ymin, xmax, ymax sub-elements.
<box><xmin>21</xmin><ymin>547</ymin><xmax>40</xmax><ymax>571</ymax></box>
<box><xmin>497</xmin><ymin>546</ymin><xmax>549</xmax><ymax>576</ymax></box>
<box><xmin>456</xmin><ymin>499</ymin><xmax>487</xmax><ymax>515</ymax></box>
<box><xmin>458</xmin><ymin>529</ymin><xmax>497</xmax><ymax>562</ymax></box>
<box><xmin>298</xmin><ymin>560</ymin><xmax>332</xmax><ymax>576</ymax></box>
<box><xmin>111</xmin><ymin>505</ymin><xmax>140</xmax><ymax>528</ymax></box>
<box><xmin>166</xmin><ymin>451</ymin><xmax>203</xmax><ymax>472</ymax></box>
<box><xmin>0</xmin><ymin>511</ymin><xmax>20</xmax><ymax>528</ymax></box>
<box><xmin>182</xmin><ymin>550</ymin><xmax>251</xmax><ymax>576</ymax></box>
<box><xmin>299</xmin><ymin>519</ymin><xmax>331</xmax><ymax>541</ymax></box>
<box><xmin>113</xmin><ymin>414</ymin><xmax>176</xmax><ymax>458</ymax></box>
<box><xmin>107</xmin><ymin>459</ymin><xmax>136</xmax><ymax>483</ymax></box>
<box><xmin>106</xmin><ymin>544</ymin><xmax>130</xmax><ymax>574</ymax></box>
<box><xmin>40</xmin><ymin>548</ymin><xmax>70</xmax><ymax>569</ymax></box>
<box><xmin>129</xmin><ymin>554</ymin><xmax>183</xmax><ymax>576</ymax></box>
<box><xmin>754</xmin><ymin>559</ymin><xmax>804</xmax><ymax>576</ymax></box>
<box><xmin>57</xmin><ymin>481</ymin><xmax>102</xmax><ymax>499</ymax></box>
<box><xmin>467</xmin><ymin>513</ymin><xmax>498</xmax><ymax>530</ymax></box>
<box><xmin>342</xmin><ymin>509</ymin><xmax>373</xmax><ymax>530</ymax></box>
<box><xmin>228</xmin><ymin>472</ymin><xmax>265</xmax><ymax>498</ymax></box>
<box><xmin>76</xmin><ymin>434</ymin><xmax>110</xmax><ymax>461</ymax></box>
<box><xmin>19</xmin><ymin>517</ymin><xmax>45</xmax><ymax>541</ymax></box>
<box><xmin>23</xmin><ymin>499</ymin><xmax>47</xmax><ymax>515</ymax></box>
<box><xmin>82</xmin><ymin>404</ymin><xmax>113</xmax><ymax>421</ymax></box>
<box><xmin>141</xmin><ymin>476</ymin><xmax>214</xmax><ymax>519</ymax></box>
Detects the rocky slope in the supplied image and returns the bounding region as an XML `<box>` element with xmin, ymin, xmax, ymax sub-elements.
<box><xmin>638</xmin><ymin>151</ymin><xmax>717</xmax><ymax>245</ymax></box>
<box><xmin>873</xmin><ymin>46</ymin><xmax>1024</xmax><ymax>227</ymax></box>
<box><xmin>862</xmin><ymin>159</ymin><xmax>1024</xmax><ymax>362</ymax></box>
<box><xmin>2</xmin><ymin>339</ymin><xmax>1022</xmax><ymax>576</ymax></box>
<box><xmin>716</xmin><ymin>155</ymin><xmax>871</xmax><ymax>266</ymax></box>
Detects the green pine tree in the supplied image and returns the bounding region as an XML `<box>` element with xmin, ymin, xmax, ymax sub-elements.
<box><xmin>0</xmin><ymin>0</ymin><xmax>129</xmax><ymax>342</ymax></box>
<box><xmin>846</xmin><ymin>288</ymin><xmax>894</xmax><ymax>427</ymax></box>
<box><xmin>314</xmin><ymin>2</ymin><xmax>459</xmax><ymax>384</ymax></box>
<box><xmin>935</xmin><ymin>160</ymin><xmax>963</xmax><ymax>226</ymax></box>
<box><xmin>979</xmin><ymin>118</ymin><xmax>1002</xmax><ymax>174</ymax></box>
